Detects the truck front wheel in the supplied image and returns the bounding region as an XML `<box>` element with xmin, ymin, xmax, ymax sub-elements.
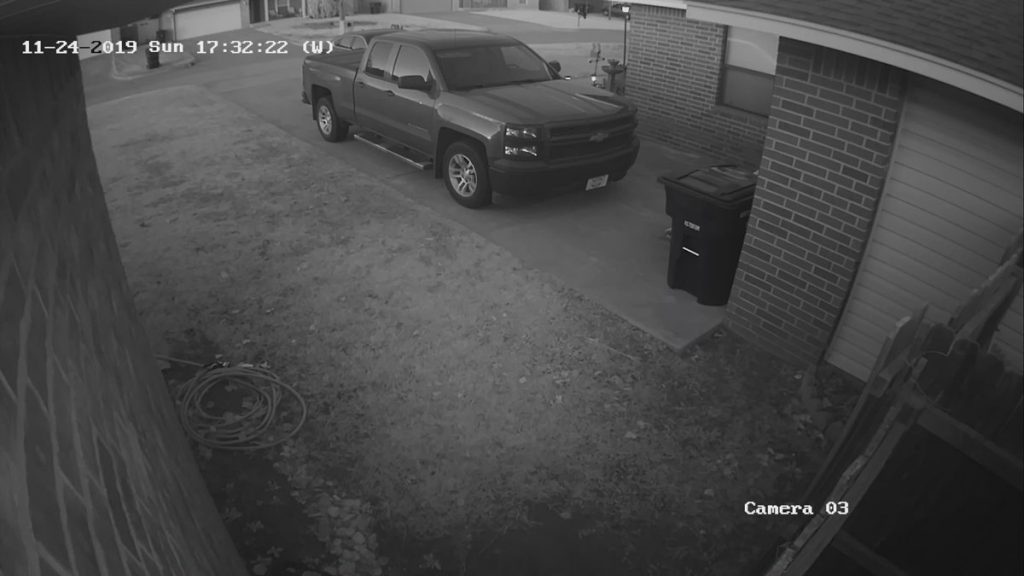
<box><xmin>443</xmin><ymin>141</ymin><xmax>492</xmax><ymax>208</ymax></box>
<box><xmin>315</xmin><ymin>97</ymin><xmax>348</xmax><ymax>142</ymax></box>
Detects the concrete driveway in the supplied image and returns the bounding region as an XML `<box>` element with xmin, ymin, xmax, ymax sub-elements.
<box><xmin>83</xmin><ymin>26</ymin><xmax>724</xmax><ymax>353</ymax></box>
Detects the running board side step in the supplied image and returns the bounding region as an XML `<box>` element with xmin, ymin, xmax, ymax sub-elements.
<box><xmin>353</xmin><ymin>132</ymin><xmax>432</xmax><ymax>170</ymax></box>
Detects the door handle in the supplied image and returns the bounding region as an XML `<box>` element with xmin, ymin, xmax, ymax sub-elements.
<box><xmin>384</xmin><ymin>90</ymin><xmax>395</xmax><ymax>96</ymax></box>
<box><xmin>356</xmin><ymin>81</ymin><xmax>366</xmax><ymax>87</ymax></box>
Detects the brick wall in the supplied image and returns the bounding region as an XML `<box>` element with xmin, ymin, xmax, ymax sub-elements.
<box><xmin>626</xmin><ymin>4</ymin><xmax>768</xmax><ymax>167</ymax></box>
<box><xmin>0</xmin><ymin>40</ymin><xmax>246</xmax><ymax>576</ymax></box>
<box><xmin>726</xmin><ymin>38</ymin><xmax>906</xmax><ymax>365</ymax></box>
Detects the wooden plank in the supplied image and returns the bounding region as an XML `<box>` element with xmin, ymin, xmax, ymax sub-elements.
<box><xmin>867</xmin><ymin>308</ymin><xmax>929</xmax><ymax>396</ymax></box>
<box><xmin>976</xmin><ymin>271</ymin><xmax>1023</xmax><ymax>349</ymax></box>
<box><xmin>910</xmin><ymin>324</ymin><xmax>956</xmax><ymax>392</ymax></box>
<box><xmin>926</xmin><ymin>339</ymin><xmax>979</xmax><ymax>403</ymax></box>
<box><xmin>956</xmin><ymin>267</ymin><xmax>1023</xmax><ymax>345</ymax></box>
<box><xmin>991</xmin><ymin>288</ymin><xmax>1024</xmax><ymax>373</ymax></box>
<box><xmin>951</xmin><ymin>245</ymin><xmax>1024</xmax><ymax>333</ymax></box>
<box><xmin>995</xmin><ymin>400</ymin><xmax>1023</xmax><ymax>457</ymax></box>
<box><xmin>831</xmin><ymin>530</ymin><xmax>911</xmax><ymax>576</ymax></box>
<box><xmin>999</xmin><ymin>228</ymin><xmax>1024</xmax><ymax>266</ymax></box>
<box><xmin>804</xmin><ymin>321</ymin><xmax>937</xmax><ymax>507</ymax></box>
<box><xmin>977</xmin><ymin>372</ymin><xmax>1024</xmax><ymax>438</ymax></box>
<box><xmin>957</xmin><ymin>352</ymin><xmax>1007</xmax><ymax>429</ymax></box>
<box><xmin>908</xmin><ymin>393</ymin><xmax>1024</xmax><ymax>491</ymax></box>
<box><xmin>782</xmin><ymin>401</ymin><xmax>918</xmax><ymax>576</ymax></box>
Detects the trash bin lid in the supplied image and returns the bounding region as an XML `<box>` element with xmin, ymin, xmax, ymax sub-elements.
<box><xmin>659</xmin><ymin>165</ymin><xmax>757</xmax><ymax>208</ymax></box>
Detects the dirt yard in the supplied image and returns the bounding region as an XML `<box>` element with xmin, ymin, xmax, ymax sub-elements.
<box><xmin>88</xmin><ymin>86</ymin><xmax>858</xmax><ymax>576</ymax></box>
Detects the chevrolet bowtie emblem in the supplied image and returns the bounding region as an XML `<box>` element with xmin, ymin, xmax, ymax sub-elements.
<box><xmin>589</xmin><ymin>131</ymin><xmax>609</xmax><ymax>143</ymax></box>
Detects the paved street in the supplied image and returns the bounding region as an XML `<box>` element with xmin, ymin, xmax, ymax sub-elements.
<box><xmin>83</xmin><ymin>14</ymin><xmax>725</xmax><ymax>352</ymax></box>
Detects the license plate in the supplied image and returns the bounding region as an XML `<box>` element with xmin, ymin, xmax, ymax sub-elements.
<box><xmin>586</xmin><ymin>174</ymin><xmax>609</xmax><ymax>190</ymax></box>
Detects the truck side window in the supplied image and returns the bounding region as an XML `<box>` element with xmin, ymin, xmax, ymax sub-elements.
<box><xmin>365</xmin><ymin>42</ymin><xmax>394</xmax><ymax>79</ymax></box>
<box><xmin>391</xmin><ymin>46</ymin><xmax>433</xmax><ymax>85</ymax></box>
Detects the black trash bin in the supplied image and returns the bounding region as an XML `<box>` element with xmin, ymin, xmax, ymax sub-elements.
<box><xmin>660</xmin><ymin>164</ymin><xmax>757</xmax><ymax>306</ymax></box>
<box><xmin>145</xmin><ymin>45</ymin><xmax>160</xmax><ymax>70</ymax></box>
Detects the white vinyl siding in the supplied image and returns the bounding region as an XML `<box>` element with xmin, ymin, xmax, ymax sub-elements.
<box><xmin>827</xmin><ymin>76</ymin><xmax>1024</xmax><ymax>380</ymax></box>
<box><xmin>174</xmin><ymin>1</ymin><xmax>243</xmax><ymax>40</ymax></box>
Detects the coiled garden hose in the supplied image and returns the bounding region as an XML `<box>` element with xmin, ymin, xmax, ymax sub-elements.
<box><xmin>157</xmin><ymin>355</ymin><xmax>308</xmax><ymax>450</ymax></box>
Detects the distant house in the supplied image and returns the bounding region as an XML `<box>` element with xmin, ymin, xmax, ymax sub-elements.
<box><xmin>343</xmin><ymin>0</ymin><xmax>538</xmax><ymax>14</ymax></box>
<box><xmin>626</xmin><ymin>0</ymin><xmax>1023</xmax><ymax>380</ymax></box>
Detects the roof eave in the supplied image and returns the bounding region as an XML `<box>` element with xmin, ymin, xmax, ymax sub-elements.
<box><xmin>683</xmin><ymin>1</ymin><xmax>1023</xmax><ymax>113</ymax></box>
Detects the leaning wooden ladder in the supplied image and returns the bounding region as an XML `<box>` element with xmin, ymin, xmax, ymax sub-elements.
<box><xmin>765</xmin><ymin>233</ymin><xmax>1024</xmax><ymax>575</ymax></box>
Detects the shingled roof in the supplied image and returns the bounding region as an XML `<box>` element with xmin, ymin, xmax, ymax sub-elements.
<box><xmin>690</xmin><ymin>0</ymin><xmax>1023</xmax><ymax>89</ymax></box>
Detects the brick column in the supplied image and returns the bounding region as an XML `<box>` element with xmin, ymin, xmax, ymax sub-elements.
<box><xmin>726</xmin><ymin>39</ymin><xmax>906</xmax><ymax>365</ymax></box>
<box><xmin>0</xmin><ymin>39</ymin><xmax>246</xmax><ymax>576</ymax></box>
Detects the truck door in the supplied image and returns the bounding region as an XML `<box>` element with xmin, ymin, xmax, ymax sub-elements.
<box><xmin>387</xmin><ymin>44</ymin><xmax>438</xmax><ymax>155</ymax></box>
<box><xmin>354</xmin><ymin>40</ymin><xmax>400</xmax><ymax>139</ymax></box>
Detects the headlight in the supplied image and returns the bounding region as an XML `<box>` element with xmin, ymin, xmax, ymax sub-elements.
<box><xmin>504</xmin><ymin>145</ymin><xmax>538</xmax><ymax>158</ymax></box>
<box><xmin>504</xmin><ymin>125</ymin><xmax>539</xmax><ymax>140</ymax></box>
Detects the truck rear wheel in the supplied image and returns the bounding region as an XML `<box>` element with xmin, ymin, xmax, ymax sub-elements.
<box><xmin>443</xmin><ymin>141</ymin><xmax>492</xmax><ymax>208</ymax></box>
<box><xmin>315</xmin><ymin>96</ymin><xmax>348</xmax><ymax>142</ymax></box>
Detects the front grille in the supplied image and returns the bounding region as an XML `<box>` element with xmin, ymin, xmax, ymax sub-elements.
<box><xmin>549</xmin><ymin>115</ymin><xmax>636</xmax><ymax>140</ymax></box>
<box><xmin>544</xmin><ymin>115</ymin><xmax>636</xmax><ymax>161</ymax></box>
<box><xmin>547</xmin><ymin>132</ymin><xmax>634</xmax><ymax>161</ymax></box>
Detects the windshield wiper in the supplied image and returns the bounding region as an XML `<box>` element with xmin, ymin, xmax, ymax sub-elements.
<box><xmin>454</xmin><ymin>79</ymin><xmax>545</xmax><ymax>91</ymax></box>
<box><xmin>489</xmin><ymin>79</ymin><xmax>545</xmax><ymax>87</ymax></box>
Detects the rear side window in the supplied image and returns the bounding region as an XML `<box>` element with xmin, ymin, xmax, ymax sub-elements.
<box><xmin>391</xmin><ymin>45</ymin><xmax>432</xmax><ymax>84</ymax></box>
<box><xmin>365</xmin><ymin>41</ymin><xmax>394</xmax><ymax>78</ymax></box>
<box><xmin>351</xmin><ymin>37</ymin><xmax>366</xmax><ymax>50</ymax></box>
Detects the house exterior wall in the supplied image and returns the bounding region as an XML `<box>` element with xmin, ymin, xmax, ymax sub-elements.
<box><xmin>726</xmin><ymin>38</ymin><xmax>906</xmax><ymax>365</ymax></box>
<box><xmin>627</xmin><ymin>4</ymin><xmax>768</xmax><ymax>167</ymax></box>
<box><xmin>0</xmin><ymin>41</ymin><xmax>246</xmax><ymax>576</ymax></box>
<box><xmin>540</xmin><ymin>0</ymin><xmax>569</xmax><ymax>9</ymax></box>
<box><xmin>399</xmin><ymin>0</ymin><xmax>457</xmax><ymax>13</ymax></box>
<box><xmin>508</xmin><ymin>0</ymin><xmax>540</xmax><ymax>9</ymax></box>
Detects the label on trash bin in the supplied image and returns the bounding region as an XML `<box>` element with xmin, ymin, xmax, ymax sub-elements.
<box><xmin>684</xmin><ymin>221</ymin><xmax>700</xmax><ymax>231</ymax></box>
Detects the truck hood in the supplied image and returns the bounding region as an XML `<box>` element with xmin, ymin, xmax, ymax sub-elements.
<box><xmin>443</xmin><ymin>81</ymin><xmax>634</xmax><ymax>125</ymax></box>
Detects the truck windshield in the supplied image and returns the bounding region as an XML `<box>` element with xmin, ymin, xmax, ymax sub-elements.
<box><xmin>434</xmin><ymin>43</ymin><xmax>554</xmax><ymax>91</ymax></box>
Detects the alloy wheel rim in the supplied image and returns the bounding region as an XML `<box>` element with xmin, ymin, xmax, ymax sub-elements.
<box><xmin>448</xmin><ymin>154</ymin><xmax>478</xmax><ymax>197</ymax></box>
<box><xmin>318</xmin><ymin>106</ymin><xmax>332</xmax><ymax>134</ymax></box>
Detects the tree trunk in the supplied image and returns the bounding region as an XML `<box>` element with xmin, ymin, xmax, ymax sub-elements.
<box><xmin>306</xmin><ymin>0</ymin><xmax>340</xmax><ymax>18</ymax></box>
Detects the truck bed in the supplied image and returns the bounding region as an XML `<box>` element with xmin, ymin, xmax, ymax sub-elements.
<box><xmin>304</xmin><ymin>49</ymin><xmax>364</xmax><ymax>71</ymax></box>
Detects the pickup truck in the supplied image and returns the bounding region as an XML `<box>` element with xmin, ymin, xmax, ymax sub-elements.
<box><xmin>302</xmin><ymin>29</ymin><xmax>640</xmax><ymax>208</ymax></box>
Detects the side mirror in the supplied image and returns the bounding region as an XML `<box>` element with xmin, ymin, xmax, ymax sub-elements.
<box><xmin>548</xmin><ymin>60</ymin><xmax>562</xmax><ymax>73</ymax></box>
<box><xmin>397</xmin><ymin>75</ymin><xmax>431</xmax><ymax>91</ymax></box>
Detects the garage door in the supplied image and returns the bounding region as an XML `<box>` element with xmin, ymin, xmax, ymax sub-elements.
<box><xmin>827</xmin><ymin>76</ymin><xmax>1024</xmax><ymax>381</ymax></box>
<box><xmin>174</xmin><ymin>1</ymin><xmax>243</xmax><ymax>40</ymax></box>
<box><xmin>403</xmin><ymin>0</ymin><xmax>454</xmax><ymax>13</ymax></box>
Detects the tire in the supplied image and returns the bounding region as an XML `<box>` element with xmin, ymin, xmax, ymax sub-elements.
<box><xmin>442</xmin><ymin>141</ymin><xmax>492</xmax><ymax>209</ymax></box>
<box><xmin>315</xmin><ymin>96</ymin><xmax>348</xmax><ymax>142</ymax></box>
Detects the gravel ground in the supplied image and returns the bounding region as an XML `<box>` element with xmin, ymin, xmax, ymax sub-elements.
<box><xmin>88</xmin><ymin>85</ymin><xmax>858</xmax><ymax>575</ymax></box>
